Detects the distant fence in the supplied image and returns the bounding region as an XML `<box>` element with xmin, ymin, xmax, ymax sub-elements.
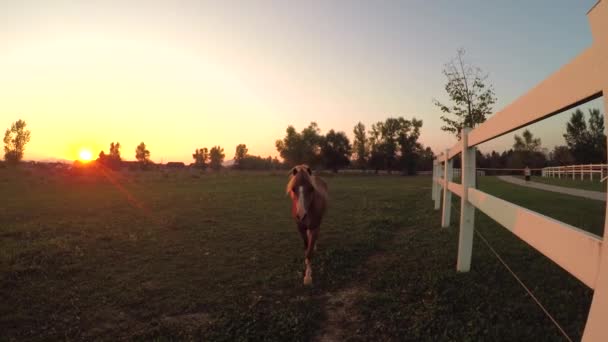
<box><xmin>542</xmin><ymin>164</ymin><xmax>608</xmax><ymax>181</ymax></box>
<box><xmin>432</xmin><ymin>1</ymin><xmax>607</xmax><ymax>340</ymax></box>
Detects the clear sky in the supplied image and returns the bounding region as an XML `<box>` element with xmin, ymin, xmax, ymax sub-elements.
<box><xmin>0</xmin><ymin>0</ymin><xmax>602</xmax><ymax>163</ymax></box>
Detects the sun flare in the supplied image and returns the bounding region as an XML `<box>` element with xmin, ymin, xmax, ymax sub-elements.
<box><xmin>78</xmin><ymin>149</ymin><xmax>93</xmax><ymax>162</ymax></box>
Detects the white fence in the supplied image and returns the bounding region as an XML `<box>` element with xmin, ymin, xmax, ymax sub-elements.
<box><xmin>542</xmin><ymin>164</ymin><xmax>608</xmax><ymax>181</ymax></box>
<box><xmin>431</xmin><ymin>1</ymin><xmax>607</xmax><ymax>340</ymax></box>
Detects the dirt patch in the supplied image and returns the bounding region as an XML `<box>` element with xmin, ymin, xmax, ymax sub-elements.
<box><xmin>315</xmin><ymin>228</ymin><xmax>416</xmax><ymax>341</ymax></box>
<box><xmin>315</xmin><ymin>286</ymin><xmax>369</xmax><ymax>342</ymax></box>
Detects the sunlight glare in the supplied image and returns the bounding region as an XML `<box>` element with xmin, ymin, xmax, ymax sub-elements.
<box><xmin>79</xmin><ymin>149</ymin><xmax>93</xmax><ymax>162</ymax></box>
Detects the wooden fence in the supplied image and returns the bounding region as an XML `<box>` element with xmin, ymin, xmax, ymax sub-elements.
<box><xmin>431</xmin><ymin>1</ymin><xmax>608</xmax><ymax>340</ymax></box>
<box><xmin>542</xmin><ymin>164</ymin><xmax>608</xmax><ymax>181</ymax></box>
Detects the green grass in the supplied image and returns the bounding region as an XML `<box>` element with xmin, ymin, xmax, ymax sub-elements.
<box><xmin>479</xmin><ymin>176</ymin><xmax>605</xmax><ymax>236</ymax></box>
<box><xmin>521</xmin><ymin>175</ymin><xmax>607</xmax><ymax>193</ymax></box>
<box><xmin>0</xmin><ymin>168</ymin><xmax>597</xmax><ymax>341</ymax></box>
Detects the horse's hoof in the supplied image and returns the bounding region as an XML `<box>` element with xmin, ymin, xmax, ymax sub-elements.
<box><xmin>303</xmin><ymin>276</ymin><xmax>312</xmax><ymax>286</ymax></box>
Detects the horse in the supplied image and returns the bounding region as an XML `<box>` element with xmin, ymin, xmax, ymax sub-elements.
<box><xmin>286</xmin><ymin>164</ymin><xmax>328</xmax><ymax>286</ymax></box>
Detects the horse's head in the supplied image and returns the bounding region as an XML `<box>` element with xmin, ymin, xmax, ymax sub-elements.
<box><xmin>287</xmin><ymin>165</ymin><xmax>314</xmax><ymax>221</ymax></box>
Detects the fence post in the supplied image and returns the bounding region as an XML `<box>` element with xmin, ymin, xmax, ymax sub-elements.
<box><xmin>573</xmin><ymin>166</ymin><xmax>575</xmax><ymax>180</ymax></box>
<box><xmin>441</xmin><ymin>150</ymin><xmax>453</xmax><ymax>228</ymax></box>
<box><xmin>457</xmin><ymin>127</ymin><xmax>476</xmax><ymax>272</ymax></box>
<box><xmin>432</xmin><ymin>160</ymin><xmax>437</xmax><ymax>201</ymax></box>
<box><xmin>582</xmin><ymin>2</ymin><xmax>608</xmax><ymax>339</ymax></box>
<box><xmin>433</xmin><ymin>160</ymin><xmax>441</xmax><ymax>210</ymax></box>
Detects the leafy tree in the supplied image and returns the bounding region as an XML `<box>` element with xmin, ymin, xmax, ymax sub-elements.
<box><xmin>97</xmin><ymin>142</ymin><xmax>122</xmax><ymax>169</ymax></box>
<box><xmin>588</xmin><ymin>108</ymin><xmax>606</xmax><ymax>162</ymax></box>
<box><xmin>234</xmin><ymin>144</ymin><xmax>249</xmax><ymax>169</ymax></box>
<box><xmin>378</xmin><ymin>118</ymin><xmax>402</xmax><ymax>172</ymax></box>
<box><xmin>275</xmin><ymin>122</ymin><xmax>323</xmax><ymax>167</ymax></box>
<box><xmin>3</xmin><ymin>119</ymin><xmax>31</xmax><ymax>164</ymax></box>
<box><xmin>109</xmin><ymin>142</ymin><xmax>121</xmax><ymax>160</ymax></box>
<box><xmin>510</xmin><ymin>130</ymin><xmax>546</xmax><ymax>168</ymax></box>
<box><xmin>433</xmin><ymin>48</ymin><xmax>497</xmax><ymax>139</ymax></box>
<box><xmin>321</xmin><ymin>130</ymin><xmax>352</xmax><ymax>172</ymax></box>
<box><xmin>135</xmin><ymin>142</ymin><xmax>151</xmax><ymax>167</ymax></box>
<box><xmin>417</xmin><ymin>146</ymin><xmax>435</xmax><ymax>172</ymax></box>
<box><xmin>549</xmin><ymin>146</ymin><xmax>574</xmax><ymax>166</ymax></box>
<box><xmin>192</xmin><ymin>148</ymin><xmax>209</xmax><ymax>169</ymax></box>
<box><xmin>209</xmin><ymin>146</ymin><xmax>225</xmax><ymax>170</ymax></box>
<box><xmin>367</xmin><ymin>123</ymin><xmax>384</xmax><ymax>173</ymax></box>
<box><xmin>300</xmin><ymin>122</ymin><xmax>323</xmax><ymax>167</ymax></box>
<box><xmin>275</xmin><ymin>126</ymin><xmax>303</xmax><ymax>167</ymax></box>
<box><xmin>513</xmin><ymin>129</ymin><xmax>541</xmax><ymax>152</ymax></box>
<box><xmin>564</xmin><ymin>108</ymin><xmax>606</xmax><ymax>164</ymax></box>
<box><xmin>353</xmin><ymin>122</ymin><xmax>368</xmax><ymax>169</ymax></box>
<box><xmin>366</xmin><ymin>117</ymin><xmax>424</xmax><ymax>174</ymax></box>
<box><xmin>397</xmin><ymin>118</ymin><xmax>423</xmax><ymax>174</ymax></box>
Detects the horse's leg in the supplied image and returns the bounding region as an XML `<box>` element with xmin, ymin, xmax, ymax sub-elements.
<box><xmin>297</xmin><ymin>224</ymin><xmax>308</xmax><ymax>250</ymax></box>
<box><xmin>303</xmin><ymin>228</ymin><xmax>319</xmax><ymax>286</ymax></box>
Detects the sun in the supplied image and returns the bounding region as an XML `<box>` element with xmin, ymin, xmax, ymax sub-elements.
<box><xmin>78</xmin><ymin>149</ymin><xmax>93</xmax><ymax>162</ymax></box>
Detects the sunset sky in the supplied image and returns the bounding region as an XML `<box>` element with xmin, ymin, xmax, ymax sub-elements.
<box><xmin>0</xmin><ymin>0</ymin><xmax>603</xmax><ymax>163</ymax></box>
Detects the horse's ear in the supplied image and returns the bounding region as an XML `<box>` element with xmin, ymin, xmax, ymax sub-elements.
<box><xmin>306</xmin><ymin>167</ymin><xmax>312</xmax><ymax>175</ymax></box>
<box><xmin>290</xmin><ymin>167</ymin><xmax>297</xmax><ymax>176</ymax></box>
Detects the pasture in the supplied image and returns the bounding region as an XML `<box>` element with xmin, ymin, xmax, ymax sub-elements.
<box><xmin>0</xmin><ymin>168</ymin><xmax>598</xmax><ymax>341</ymax></box>
<box><xmin>525</xmin><ymin>176</ymin><xmax>607</xmax><ymax>193</ymax></box>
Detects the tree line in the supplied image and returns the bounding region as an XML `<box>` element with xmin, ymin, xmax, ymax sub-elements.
<box><xmin>274</xmin><ymin>118</ymin><xmax>433</xmax><ymax>174</ymax></box>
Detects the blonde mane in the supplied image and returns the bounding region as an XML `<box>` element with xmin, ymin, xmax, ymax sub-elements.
<box><xmin>286</xmin><ymin>165</ymin><xmax>328</xmax><ymax>200</ymax></box>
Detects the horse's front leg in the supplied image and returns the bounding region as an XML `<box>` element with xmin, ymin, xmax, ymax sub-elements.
<box><xmin>303</xmin><ymin>228</ymin><xmax>319</xmax><ymax>286</ymax></box>
<box><xmin>297</xmin><ymin>224</ymin><xmax>308</xmax><ymax>250</ymax></box>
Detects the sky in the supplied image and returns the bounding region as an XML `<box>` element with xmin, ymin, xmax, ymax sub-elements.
<box><xmin>0</xmin><ymin>0</ymin><xmax>603</xmax><ymax>163</ymax></box>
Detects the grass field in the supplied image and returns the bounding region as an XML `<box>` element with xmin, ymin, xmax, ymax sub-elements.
<box><xmin>0</xmin><ymin>168</ymin><xmax>599</xmax><ymax>341</ymax></box>
<box><xmin>523</xmin><ymin>176</ymin><xmax>606</xmax><ymax>193</ymax></box>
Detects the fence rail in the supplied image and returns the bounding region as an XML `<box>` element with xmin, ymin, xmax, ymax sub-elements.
<box><xmin>431</xmin><ymin>2</ymin><xmax>608</xmax><ymax>340</ymax></box>
<box><xmin>542</xmin><ymin>164</ymin><xmax>608</xmax><ymax>181</ymax></box>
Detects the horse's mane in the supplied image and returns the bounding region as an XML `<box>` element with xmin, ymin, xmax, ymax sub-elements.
<box><xmin>286</xmin><ymin>165</ymin><xmax>328</xmax><ymax>200</ymax></box>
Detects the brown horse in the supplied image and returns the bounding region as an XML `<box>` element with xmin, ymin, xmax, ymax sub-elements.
<box><xmin>286</xmin><ymin>165</ymin><xmax>328</xmax><ymax>285</ymax></box>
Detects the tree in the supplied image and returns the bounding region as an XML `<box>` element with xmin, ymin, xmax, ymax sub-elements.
<box><xmin>433</xmin><ymin>48</ymin><xmax>497</xmax><ymax>139</ymax></box>
<box><xmin>321</xmin><ymin>130</ymin><xmax>352</xmax><ymax>172</ymax></box>
<box><xmin>209</xmin><ymin>146</ymin><xmax>225</xmax><ymax>170</ymax></box>
<box><xmin>300</xmin><ymin>122</ymin><xmax>323</xmax><ymax>167</ymax></box>
<box><xmin>365</xmin><ymin>117</ymin><xmax>424</xmax><ymax>174</ymax></box>
<box><xmin>549</xmin><ymin>146</ymin><xmax>574</xmax><ymax>166</ymax></box>
<box><xmin>367</xmin><ymin>123</ymin><xmax>384</xmax><ymax>173</ymax></box>
<box><xmin>275</xmin><ymin>122</ymin><xmax>323</xmax><ymax>167</ymax></box>
<box><xmin>192</xmin><ymin>148</ymin><xmax>209</xmax><ymax>169</ymax></box>
<box><xmin>378</xmin><ymin>118</ymin><xmax>401</xmax><ymax>172</ymax></box>
<box><xmin>397</xmin><ymin>118</ymin><xmax>423</xmax><ymax>175</ymax></box>
<box><xmin>3</xmin><ymin>119</ymin><xmax>31</xmax><ymax>164</ymax></box>
<box><xmin>511</xmin><ymin>130</ymin><xmax>546</xmax><ymax>168</ymax></box>
<box><xmin>276</xmin><ymin>126</ymin><xmax>303</xmax><ymax>167</ymax></box>
<box><xmin>513</xmin><ymin>129</ymin><xmax>541</xmax><ymax>153</ymax></box>
<box><xmin>564</xmin><ymin>108</ymin><xmax>606</xmax><ymax>164</ymax></box>
<box><xmin>417</xmin><ymin>146</ymin><xmax>435</xmax><ymax>172</ymax></box>
<box><xmin>352</xmin><ymin>122</ymin><xmax>368</xmax><ymax>169</ymax></box>
<box><xmin>588</xmin><ymin>108</ymin><xmax>606</xmax><ymax>162</ymax></box>
<box><xmin>234</xmin><ymin>144</ymin><xmax>249</xmax><ymax>169</ymax></box>
<box><xmin>109</xmin><ymin>142</ymin><xmax>121</xmax><ymax>160</ymax></box>
<box><xmin>98</xmin><ymin>142</ymin><xmax>122</xmax><ymax>169</ymax></box>
<box><xmin>135</xmin><ymin>142</ymin><xmax>151</xmax><ymax>167</ymax></box>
